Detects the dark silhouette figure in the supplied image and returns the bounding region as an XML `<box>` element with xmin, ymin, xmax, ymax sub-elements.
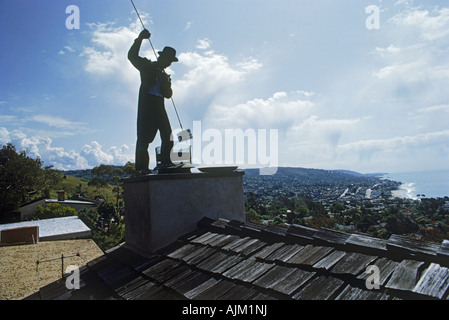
<box><xmin>128</xmin><ymin>29</ymin><xmax>179</xmax><ymax>172</ymax></box>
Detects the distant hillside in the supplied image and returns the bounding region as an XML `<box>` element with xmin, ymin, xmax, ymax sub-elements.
<box><xmin>63</xmin><ymin>166</ymin><xmax>391</xmax><ymax>185</ymax></box>
<box><xmin>61</xmin><ymin>166</ymin><xmax>400</xmax><ymax>201</ymax></box>
<box><xmin>243</xmin><ymin>167</ymin><xmax>385</xmax><ymax>185</ymax></box>
<box><xmin>56</xmin><ymin>172</ymin><xmax>116</xmax><ymax>202</ymax></box>
<box><xmin>62</xmin><ymin>169</ymin><xmax>94</xmax><ymax>180</ymax></box>
<box><xmin>333</xmin><ymin>170</ymin><xmax>386</xmax><ymax>178</ymax></box>
<box><xmin>242</xmin><ymin>167</ymin><xmax>400</xmax><ymax>200</ymax></box>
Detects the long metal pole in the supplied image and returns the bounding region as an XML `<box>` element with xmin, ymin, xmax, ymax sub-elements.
<box><xmin>130</xmin><ymin>0</ymin><xmax>158</xmax><ymax>59</ymax></box>
<box><xmin>130</xmin><ymin>0</ymin><xmax>184</xmax><ymax>130</ymax></box>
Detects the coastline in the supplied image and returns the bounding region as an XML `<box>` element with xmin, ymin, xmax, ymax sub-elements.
<box><xmin>391</xmin><ymin>182</ymin><xmax>418</xmax><ymax>200</ymax></box>
<box><xmin>383</xmin><ymin>169</ymin><xmax>449</xmax><ymax>199</ymax></box>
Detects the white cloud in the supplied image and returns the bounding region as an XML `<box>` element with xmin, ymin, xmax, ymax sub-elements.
<box><xmin>108</xmin><ymin>144</ymin><xmax>133</xmax><ymax>165</ymax></box>
<box><xmin>0</xmin><ymin>127</ymin><xmax>133</xmax><ymax>170</ymax></box>
<box><xmin>81</xmin><ymin>20</ymin><xmax>143</xmax><ymax>91</ymax></box>
<box><xmin>334</xmin><ymin>130</ymin><xmax>449</xmax><ymax>171</ymax></box>
<box><xmin>375</xmin><ymin>45</ymin><xmax>401</xmax><ymax>57</ymax></box>
<box><xmin>205</xmin><ymin>91</ymin><xmax>314</xmax><ymax>129</ymax></box>
<box><xmin>0</xmin><ymin>127</ymin><xmax>10</xmax><ymax>144</ymax></box>
<box><xmin>418</xmin><ymin>104</ymin><xmax>449</xmax><ymax>113</ymax></box>
<box><xmin>390</xmin><ymin>7</ymin><xmax>449</xmax><ymax>41</ymax></box>
<box><xmin>289</xmin><ymin>116</ymin><xmax>361</xmax><ymax>147</ymax></box>
<box><xmin>173</xmin><ymin>50</ymin><xmax>262</xmax><ymax>109</ymax></box>
<box><xmin>80</xmin><ymin>141</ymin><xmax>133</xmax><ymax>167</ymax></box>
<box><xmin>0</xmin><ymin>115</ymin><xmax>17</xmax><ymax>123</ymax></box>
<box><xmin>59</xmin><ymin>46</ymin><xmax>76</xmax><ymax>55</ymax></box>
<box><xmin>196</xmin><ymin>38</ymin><xmax>211</xmax><ymax>50</ymax></box>
<box><xmin>7</xmin><ymin>132</ymin><xmax>89</xmax><ymax>170</ymax></box>
<box><xmin>30</xmin><ymin>115</ymin><xmax>87</xmax><ymax>129</ymax></box>
<box><xmin>81</xmin><ymin>141</ymin><xmax>114</xmax><ymax>165</ymax></box>
<box><xmin>184</xmin><ymin>21</ymin><xmax>194</xmax><ymax>31</ymax></box>
<box><xmin>64</xmin><ymin>46</ymin><xmax>75</xmax><ymax>53</ymax></box>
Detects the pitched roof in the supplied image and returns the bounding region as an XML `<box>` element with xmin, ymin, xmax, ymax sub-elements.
<box><xmin>25</xmin><ymin>218</ymin><xmax>449</xmax><ymax>301</ymax></box>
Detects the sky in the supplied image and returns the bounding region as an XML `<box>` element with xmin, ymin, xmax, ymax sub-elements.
<box><xmin>1</xmin><ymin>0</ymin><xmax>449</xmax><ymax>174</ymax></box>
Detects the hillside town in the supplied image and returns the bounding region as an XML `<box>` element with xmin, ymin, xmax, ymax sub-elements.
<box><xmin>242</xmin><ymin>168</ymin><xmax>449</xmax><ymax>242</ymax></box>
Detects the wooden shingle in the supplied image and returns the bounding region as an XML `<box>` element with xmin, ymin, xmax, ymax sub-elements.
<box><xmin>313</xmin><ymin>228</ymin><xmax>350</xmax><ymax>246</ymax></box>
<box><xmin>286</xmin><ymin>245</ymin><xmax>334</xmax><ymax>266</ymax></box>
<box><xmin>313</xmin><ymin>250</ymin><xmax>347</xmax><ymax>270</ymax></box>
<box><xmin>387</xmin><ymin>234</ymin><xmax>440</xmax><ymax>258</ymax></box>
<box><xmin>330</xmin><ymin>252</ymin><xmax>377</xmax><ymax>276</ymax></box>
<box><xmin>253</xmin><ymin>265</ymin><xmax>296</xmax><ymax>290</ymax></box>
<box><xmin>292</xmin><ymin>276</ymin><xmax>345</xmax><ymax>300</ymax></box>
<box><xmin>270</xmin><ymin>269</ymin><xmax>315</xmax><ymax>296</ymax></box>
<box><xmin>335</xmin><ymin>285</ymin><xmax>390</xmax><ymax>300</ymax></box>
<box><xmin>346</xmin><ymin>233</ymin><xmax>388</xmax><ymax>254</ymax></box>
<box><xmin>385</xmin><ymin>260</ymin><xmax>424</xmax><ymax>292</ymax></box>
<box><xmin>412</xmin><ymin>263</ymin><xmax>449</xmax><ymax>299</ymax></box>
<box><xmin>356</xmin><ymin>257</ymin><xmax>399</xmax><ymax>286</ymax></box>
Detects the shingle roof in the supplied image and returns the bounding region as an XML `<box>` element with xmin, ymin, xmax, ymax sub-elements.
<box><xmin>25</xmin><ymin>217</ymin><xmax>449</xmax><ymax>301</ymax></box>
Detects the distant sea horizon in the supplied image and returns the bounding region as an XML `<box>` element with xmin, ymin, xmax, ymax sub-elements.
<box><xmin>381</xmin><ymin>169</ymin><xmax>449</xmax><ymax>199</ymax></box>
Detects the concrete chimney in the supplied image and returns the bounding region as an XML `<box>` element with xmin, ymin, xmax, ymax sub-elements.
<box><xmin>122</xmin><ymin>171</ymin><xmax>246</xmax><ymax>254</ymax></box>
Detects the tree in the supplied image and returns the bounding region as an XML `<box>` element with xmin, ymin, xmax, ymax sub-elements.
<box><xmin>88</xmin><ymin>177</ymin><xmax>109</xmax><ymax>188</ymax></box>
<box><xmin>32</xmin><ymin>203</ymin><xmax>77</xmax><ymax>220</ymax></box>
<box><xmin>97</xmin><ymin>201</ymin><xmax>118</xmax><ymax>235</ymax></box>
<box><xmin>123</xmin><ymin>161</ymin><xmax>137</xmax><ymax>176</ymax></box>
<box><xmin>286</xmin><ymin>210</ymin><xmax>296</xmax><ymax>224</ymax></box>
<box><xmin>110</xmin><ymin>168</ymin><xmax>124</xmax><ymax>209</ymax></box>
<box><xmin>39</xmin><ymin>165</ymin><xmax>64</xmax><ymax>198</ymax></box>
<box><xmin>0</xmin><ymin>144</ymin><xmax>61</xmax><ymax>220</ymax></box>
<box><xmin>78</xmin><ymin>208</ymin><xmax>100</xmax><ymax>230</ymax></box>
<box><xmin>246</xmin><ymin>208</ymin><xmax>261</xmax><ymax>224</ymax></box>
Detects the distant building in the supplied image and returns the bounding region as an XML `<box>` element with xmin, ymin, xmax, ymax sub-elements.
<box><xmin>0</xmin><ymin>216</ymin><xmax>92</xmax><ymax>242</ymax></box>
<box><xmin>19</xmin><ymin>191</ymin><xmax>98</xmax><ymax>221</ymax></box>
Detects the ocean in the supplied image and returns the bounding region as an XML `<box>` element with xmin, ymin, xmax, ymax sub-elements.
<box><xmin>382</xmin><ymin>169</ymin><xmax>449</xmax><ymax>199</ymax></box>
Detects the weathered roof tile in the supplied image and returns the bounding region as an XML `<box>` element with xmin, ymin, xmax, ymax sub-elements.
<box><xmin>253</xmin><ymin>242</ymin><xmax>284</xmax><ymax>261</ymax></box>
<box><xmin>286</xmin><ymin>245</ymin><xmax>334</xmax><ymax>266</ymax></box>
<box><xmin>312</xmin><ymin>250</ymin><xmax>347</xmax><ymax>270</ymax></box>
<box><xmin>196</xmin><ymin>251</ymin><xmax>243</xmax><ymax>274</ymax></box>
<box><xmin>165</xmin><ymin>270</ymin><xmax>213</xmax><ymax>296</ymax></box>
<box><xmin>292</xmin><ymin>276</ymin><xmax>345</xmax><ymax>300</ymax></box>
<box><xmin>387</xmin><ymin>234</ymin><xmax>440</xmax><ymax>259</ymax></box>
<box><xmin>271</xmin><ymin>244</ymin><xmax>304</xmax><ymax>263</ymax></box>
<box><xmin>230</xmin><ymin>261</ymin><xmax>274</xmax><ymax>283</ymax></box>
<box><xmin>346</xmin><ymin>233</ymin><xmax>388</xmax><ymax>254</ymax></box>
<box><xmin>335</xmin><ymin>285</ymin><xmax>390</xmax><ymax>300</ymax></box>
<box><xmin>313</xmin><ymin>228</ymin><xmax>350</xmax><ymax>246</ymax></box>
<box><xmin>412</xmin><ymin>263</ymin><xmax>449</xmax><ymax>299</ymax></box>
<box><xmin>287</xmin><ymin>224</ymin><xmax>317</xmax><ymax>242</ymax></box>
<box><xmin>385</xmin><ymin>260</ymin><xmax>425</xmax><ymax>292</ymax></box>
<box><xmin>356</xmin><ymin>257</ymin><xmax>399</xmax><ymax>287</ymax></box>
<box><xmin>184</xmin><ymin>278</ymin><xmax>219</xmax><ymax>299</ymax></box>
<box><xmin>253</xmin><ymin>265</ymin><xmax>297</xmax><ymax>290</ymax></box>
<box><xmin>193</xmin><ymin>279</ymin><xmax>236</xmax><ymax>300</ymax></box>
<box><xmin>330</xmin><ymin>252</ymin><xmax>377</xmax><ymax>276</ymax></box>
<box><xmin>270</xmin><ymin>269</ymin><xmax>315</xmax><ymax>296</ymax></box>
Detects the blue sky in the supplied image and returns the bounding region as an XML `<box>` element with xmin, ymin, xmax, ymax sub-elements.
<box><xmin>1</xmin><ymin>0</ymin><xmax>449</xmax><ymax>173</ymax></box>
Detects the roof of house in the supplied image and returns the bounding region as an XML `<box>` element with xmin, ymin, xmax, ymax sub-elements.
<box><xmin>0</xmin><ymin>216</ymin><xmax>91</xmax><ymax>241</ymax></box>
<box><xmin>0</xmin><ymin>239</ymin><xmax>104</xmax><ymax>300</ymax></box>
<box><xmin>25</xmin><ymin>217</ymin><xmax>449</xmax><ymax>301</ymax></box>
<box><xmin>20</xmin><ymin>197</ymin><xmax>97</xmax><ymax>208</ymax></box>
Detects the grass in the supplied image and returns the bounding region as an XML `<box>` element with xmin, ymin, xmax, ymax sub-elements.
<box><xmin>50</xmin><ymin>175</ymin><xmax>118</xmax><ymax>203</ymax></box>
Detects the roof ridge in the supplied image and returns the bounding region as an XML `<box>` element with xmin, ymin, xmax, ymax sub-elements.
<box><xmin>198</xmin><ymin>217</ymin><xmax>449</xmax><ymax>267</ymax></box>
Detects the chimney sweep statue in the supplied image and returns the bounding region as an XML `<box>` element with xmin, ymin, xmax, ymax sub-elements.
<box><xmin>128</xmin><ymin>29</ymin><xmax>179</xmax><ymax>174</ymax></box>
